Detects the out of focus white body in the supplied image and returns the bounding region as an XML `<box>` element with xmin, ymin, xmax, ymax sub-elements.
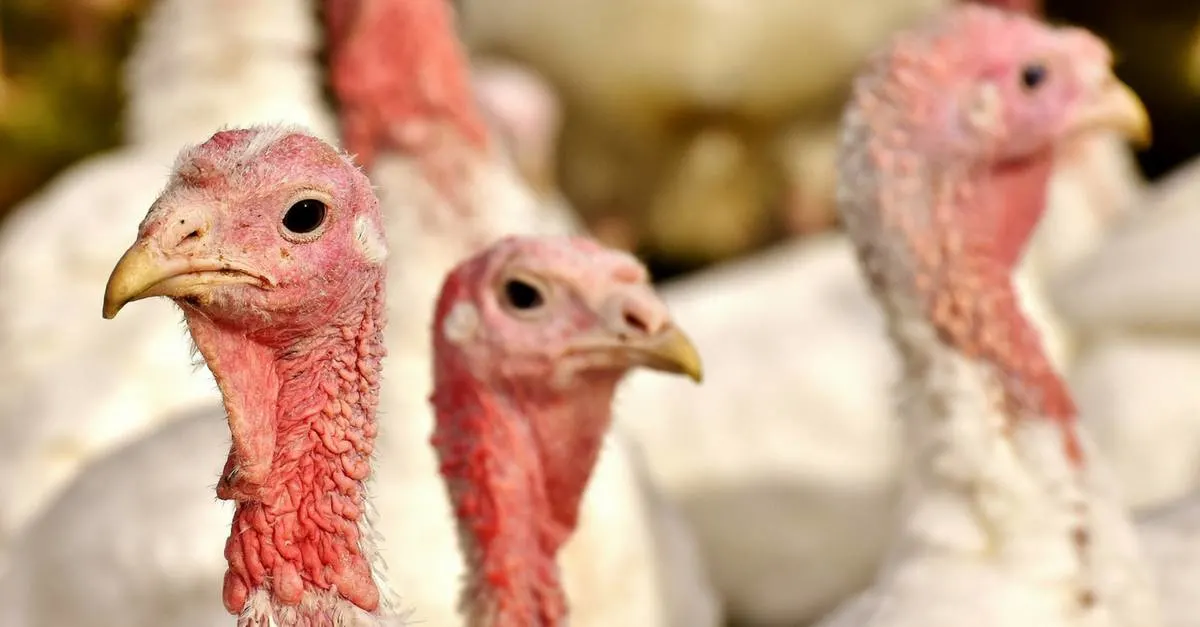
<box><xmin>813</xmin><ymin>315</ymin><xmax>1159</xmax><ymax>627</ymax></box>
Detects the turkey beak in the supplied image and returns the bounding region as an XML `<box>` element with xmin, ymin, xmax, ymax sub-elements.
<box><xmin>620</xmin><ymin>324</ymin><xmax>704</xmax><ymax>383</ymax></box>
<box><xmin>568</xmin><ymin>289</ymin><xmax>704</xmax><ymax>383</ymax></box>
<box><xmin>104</xmin><ymin>241</ymin><xmax>176</xmax><ymax>319</ymax></box>
<box><xmin>1071</xmin><ymin>76</ymin><xmax>1151</xmax><ymax>148</ymax></box>
<box><xmin>102</xmin><ymin>240</ymin><xmax>268</xmax><ymax>319</ymax></box>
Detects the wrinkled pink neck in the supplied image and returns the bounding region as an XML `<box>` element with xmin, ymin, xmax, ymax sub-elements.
<box><xmin>923</xmin><ymin>155</ymin><xmax>1082</xmax><ymax>464</ymax></box>
<box><xmin>984</xmin><ymin>156</ymin><xmax>1055</xmax><ymax>269</ymax></box>
<box><xmin>430</xmin><ymin>367</ymin><xmax>619</xmax><ymax>627</ymax></box>
<box><xmin>183</xmin><ymin>280</ymin><xmax>387</xmax><ymax>622</ymax></box>
<box><xmin>858</xmin><ymin>126</ymin><xmax>1081</xmax><ymax>464</ymax></box>
<box><xmin>326</xmin><ymin>0</ymin><xmax>490</xmax><ymax>171</ymax></box>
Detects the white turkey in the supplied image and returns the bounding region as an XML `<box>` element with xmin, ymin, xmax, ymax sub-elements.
<box><xmin>816</xmin><ymin>6</ymin><xmax>1159</xmax><ymax>627</ymax></box>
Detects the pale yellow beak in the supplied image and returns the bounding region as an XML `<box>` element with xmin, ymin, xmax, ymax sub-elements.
<box><xmin>576</xmin><ymin>324</ymin><xmax>704</xmax><ymax>383</ymax></box>
<box><xmin>630</xmin><ymin>324</ymin><xmax>704</xmax><ymax>383</ymax></box>
<box><xmin>1073</xmin><ymin>78</ymin><xmax>1151</xmax><ymax>149</ymax></box>
<box><xmin>102</xmin><ymin>241</ymin><xmax>266</xmax><ymax>319</ymax></box>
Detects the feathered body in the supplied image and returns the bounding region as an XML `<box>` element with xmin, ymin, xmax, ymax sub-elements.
<box><xmin>0</xmin><ymin>0</ymin><xmax>334</xmax><ymax>547</ymax></box>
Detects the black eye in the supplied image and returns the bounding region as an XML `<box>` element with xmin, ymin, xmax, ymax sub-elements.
<box><xmin>1020</xmin><ymin>63</ymin><xmax>1048</xmax><ymax>91</ymax></box>
<box><xmin>503</xmin><ymin>279</ymin><xmax>544</xmax><ymax>311</ymax></box>
<box><xmin>282</xmin><ymin>199</ymin><xmax>327</xmax><ymax>235</ymax></box>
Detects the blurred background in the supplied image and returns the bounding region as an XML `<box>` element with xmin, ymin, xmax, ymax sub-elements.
<box><xmin>1</xmin><ymin>0</ymin><xmax>1197</xmax><ymax>279</ymax></box>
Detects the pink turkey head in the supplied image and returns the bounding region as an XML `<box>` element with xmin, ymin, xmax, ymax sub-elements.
<box><xmin>840</xmin><ymin>4</ymin><xmax>1149</xmax><ymax>275</ymax></box>
<box><xmin>836</xmin><ymin>5</ymin><xmax>1151</xmax><ymax>455</ymax></box>
<box><xmin>882</xmin><ymin>7</ymin><xmax>1147</xmax><ymax>169</ymax></box>
<box><xmin>429</xmin><ymin>235</ymin><xmax>702</xmax><ymax>627</ymax></box>
<box><xmin>432</xmin><ymin>235</ymin><xmax>702</xmax><ymax>390</ymax></box>
<box><xmin>103</xmin><ymin>126</ymin><xmax>387</xmax><ymax>343</ymax></box>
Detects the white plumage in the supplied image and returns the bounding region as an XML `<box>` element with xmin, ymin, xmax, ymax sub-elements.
<box><xmin>619</xmin><ymin>235</ymin><xmax>902</xmax><ymax>623</ymax></box>
<box><xmin>0</xmin><ymin>0</ymin><xmax>336</xmax><ymax>547</ymax></box>
<box><xmin>1137</xmin><ymin>493</ymin><xmax>1200</xmax><ymax>627</ymax></box>
<box><xmin>1052</xmin><ymin>153</ymin><xmax>1200</xmax><ymax>627</ymax></box>
<box><xmin>1054</xmin><ymin>155</ymin><xmax>1200</xmax><ymax>510</ymax></box>
<box><xmin>0</xmin><ymin>408</ymin><xmax>235</xmax><ymax>626</ymax></box>
<box><xmin>815</xmin><ymin>334</ymin><xmax>1158</xmax><ymax>627</ymax></box>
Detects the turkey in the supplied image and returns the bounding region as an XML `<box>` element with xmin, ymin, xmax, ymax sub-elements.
<box><xmin>0</xmin><ymin>0</ymin><xmax>335</xmax><ymax>549</ymax></box>
<box><xmin>447</xmin><ymin>3</ymin><xmax>1145</xmax><ymax>622</ymax></box>
<box><xmin>430</xmin><ymin>234</ymin><xmax>703</xmax><ymax>626</ymax></box>
<box><xmin>815</xmin><ymin>5</ymin><xmax>1159</xmax><ymax>627</ymax></box>
<box><xmin>327</xmin><ymin>0</ymin><xmax>717</xmax><ymax>622</ymax></box>
<box><xmin>101</xmin><ymin>125</ymin><xmax>398</xmax><ymax>625</ymax></box>
<box><xmin>0</xmin><ymin>0</ymin><xmax>575</xmax><ymax>552</ymax></box>
<box><xmin>602</xmin><ymin>4</ymin><xmax>1147</xmax><ymax>626</ymax></box>
<box><xmin>0</xmin><ymin>0</ymin><xmax>721</xmax><ymax>625</ymax></box>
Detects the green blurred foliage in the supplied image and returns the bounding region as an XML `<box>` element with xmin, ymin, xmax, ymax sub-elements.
<box><xmin>0</xmin><ymin>0</ymin><xmax>145</xmax><ymax>219</ymax></box>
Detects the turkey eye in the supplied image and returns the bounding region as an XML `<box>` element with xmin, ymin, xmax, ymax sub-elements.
<box><xmin>1019</xmin><ymin>63</ymin><xmax>1048</xmax><ymax>91</ymax></box>
<box><xmin>282</xmin><ymin>199</ymin><xmax>327</xmax><ymax>235</ymax></box>
<box><xmin>503</xmin><ymin>279</ymin><xmax>544</xmax><ymax>311</ymax></box>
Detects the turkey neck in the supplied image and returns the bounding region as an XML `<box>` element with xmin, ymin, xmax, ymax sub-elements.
<box><xmin>325</xmin><ymin>0</ymin><xmax>516</xmax><ymax>369</ymax></box>
<box><xmin>899</xmin><ymin>155</ymin><xmax>1078</xmax><ymax>452</ymax></box>
<box><xmin>849</xmin><ymin>143</ymin><xmax>1097</xmax><ymax>558</ymax></box>
<box><xmin>325</xmin><ymin>0</ymin><xmax>490</xmax><ymax>172</ymax></box>
<box><xmin>431</xmin><ymin>373</ymin><xmax>622</xmax><ymax>627</ymax></box>
<box><xmin>850</xmin><ymin>140</ymin><xmax>1080</xmax><ymax>449</ymax></box>
<box><xmin>182</xmin><ymin>277</ymin><xmax>387</xmax><ymax>625</ymax></box>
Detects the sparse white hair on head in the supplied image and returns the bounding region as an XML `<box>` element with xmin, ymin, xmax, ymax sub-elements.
<box><xmin>171</xmin><ymin>123</ymin><xmax>321</xmax><ymax>176</ymax></box>
<box><xmin>240</xmin><ymin>123</ymin><xmax>316</xmax><ymax>162</ymax></box>
<box><xmin>354</xmin><ymin>215</ymin><xmax>389</xmax><ymax>264</ymax></box>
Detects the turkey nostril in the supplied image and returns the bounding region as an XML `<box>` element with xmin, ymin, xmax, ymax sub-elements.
<box><xmin>623</xmin><ymin>311</ymin><xmax>651</xmax><ymax>335</ymax></box>
<box><xmin>175</xmin><ymin>225</ymin><xmax>206</xmax><ymax>247</ymax></box>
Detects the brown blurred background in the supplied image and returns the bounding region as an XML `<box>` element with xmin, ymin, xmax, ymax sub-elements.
<box><xmin>0</xmin><ymin>0</ymin><xmax>1196</xmax><ymax>280</ymax></box>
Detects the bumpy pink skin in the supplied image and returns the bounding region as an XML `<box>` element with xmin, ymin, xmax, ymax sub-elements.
<box><xmin>838</xmin><ymin>6</ymin><xmax>1120</xmax><ymax>463</ymax></box>
<box><xmin>428</xmin><ymin>236</ymin><xmax>674</xmax><ymax>627</ymax></box>
<box><xmin>128</xmin><ymin>128</ymin><xmax>388</xmax><ymax>620</ymax></box>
